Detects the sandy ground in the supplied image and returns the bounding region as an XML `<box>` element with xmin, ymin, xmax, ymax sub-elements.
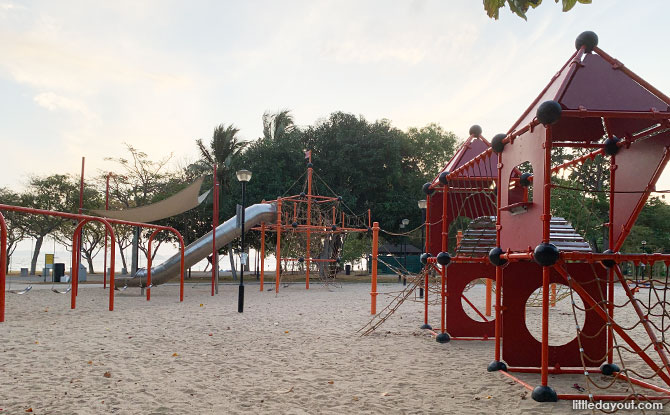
<box><xmin>1</xmin><ymin>281</ymin><xmax>669</xmax><ymax>414</ymax></box>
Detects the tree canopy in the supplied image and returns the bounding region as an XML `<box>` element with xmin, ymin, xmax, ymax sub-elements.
<box><xmin>484</xmin><ymin>0</ymin><xmax>591</xmax><ymax>20</ymax></box>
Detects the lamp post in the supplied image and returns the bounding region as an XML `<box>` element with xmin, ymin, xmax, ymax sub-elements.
<box><xmin>236</xmin><ymin>169</ymin><xmax>252</xmax><ymax>313</ymax></box>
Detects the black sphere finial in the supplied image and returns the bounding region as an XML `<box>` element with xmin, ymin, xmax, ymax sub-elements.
<box><xmin>491</xmin><ymin>134</ymin><xmax>507</xmax><ymax>154</ymax></box>
<box><xmin>604</xmin><ymin>137</ymin><xmax>621</xmax><ymax>156</ymax></box>
<box><xmin>575</xmin><ymin>31</ymin><xmax>598</xmax><ymax>53</ymax></box>
<box><xmin>438</xmin><ymin>171</ymin><xmax>450</xmax><ymax>185</ymax></box>
<box><xmin>300</xmin><ymin>191</ymin><xmax>306</xmax><ymax>198</ymax></box>
<box><xmin>436</xmin><ymin>252</ymin><xmax>451</xmax><ymax>266</ymax></box>
<box><xmin>469</xmin><ymin>125</ymin><xmax>483</xmax><ymax>137</ymax></box>
<box><xmin>601</xmin><ymin>249</ymin><xmax>616</xmax><ymax>268</ymax></box>
<box><xmin>298</xmin><ymin>257</ymin><xmax>305</xmax><ymax>263</ymax></box>
<box><xmin>534</xmin><ymin>243</ymin><xmax>560</xmax><ymax>267</ymax></box>
<box><xmin>422</xmin><ymin>182</ymin><xmax>435</xmax><ymax>195</ymax></box>
<box><xmin>488</xmin><ymin>247</ymin><xmax>507</xmax><ymax>267</ymax></box>
<box><xmin>291</xmin><ymin>221</ymin><xmax>298</xmax><ymax>228</ymax></box>
<box><xmin>307</xmin><ymin>162</ymin><xmax>313</xmax><ymax>168</ymax></box>
<box><xmin>420</xmin><ymin>253</ymin><xmax>432</xmax><ymax>265</ymax></box>
<box><xmin>536</xmin><ymin>100</ymin><xmax>562</xmax><ymax>126</ymax></box>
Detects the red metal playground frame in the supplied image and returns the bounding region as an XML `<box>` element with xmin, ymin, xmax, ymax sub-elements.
<box><xmin>0</xmin><ymin>203</ymin><xmax>186</xmax><ymax>322</ymax></box>
<box><xmin>253</xmin><ymin>154</ymin><xmax>372</xmax><ymax>293</ymax></box>
<box><xmin>418</xmin><ymin>32</ymin><xmax>670</xmax><ymax>403</ymax></box>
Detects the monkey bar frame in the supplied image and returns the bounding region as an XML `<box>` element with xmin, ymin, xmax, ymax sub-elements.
<box><xmin>0</xmin><ymin>203</ymin><xmax>185</xmax><ymax>322</ymax></box>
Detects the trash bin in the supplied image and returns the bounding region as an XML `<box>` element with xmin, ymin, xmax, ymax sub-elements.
<box><xmin>345</xmin><ymin>264</ymin><xmax>351</xmax><ymax>275</ymax></box>
<box><xmin>54</xmin><ymin>263</ymin><xmax>65</xmax><ymax>283</ymax></box>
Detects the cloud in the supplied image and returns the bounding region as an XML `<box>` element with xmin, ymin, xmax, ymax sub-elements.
<box><xmin>34</xmin><ymin>92</ymin><xmax>98</xmax><ymax>120</ymax></box>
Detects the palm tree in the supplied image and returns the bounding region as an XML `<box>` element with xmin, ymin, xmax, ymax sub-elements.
<box><xmin>262</xmin><ymin>109</ymin><xmax>295</xmax><ymax>141</ymax></box>
<box><xmin>196</xmin><ymin>124</ymin><xmax>246</xmax><ymax>188</ymax></box>
<box><xmin>196</xmin><ymin>123</ymin><xmax>247</xmax><ymax>279</ymax></box>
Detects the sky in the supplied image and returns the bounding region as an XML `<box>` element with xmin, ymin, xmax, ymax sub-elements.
<box><xmin>1</xmin><ymin>0</ymin><xmax>670</xmax><ymax>192</ymax></box>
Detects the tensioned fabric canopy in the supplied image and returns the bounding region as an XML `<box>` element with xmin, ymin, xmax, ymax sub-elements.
<box><xmin>91</xmin><ymin>176</ymin><xmax>210</xmax><ymax>223</ymax></box>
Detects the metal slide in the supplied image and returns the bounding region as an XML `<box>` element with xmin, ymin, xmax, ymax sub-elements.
<box><xmin>118</xmin><ymin>203</ymin><xmax>277</xmax><ymax>287</ymax></box>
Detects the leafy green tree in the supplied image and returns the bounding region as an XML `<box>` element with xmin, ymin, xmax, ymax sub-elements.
<box><xmin>104</xmin><ymin>144</ymin><xmax>177</xmax><ymax>270</ymax></box>
<box><xmin>196</xmin><ymin>123</ymin><xmax>248</xmax><ymax>276</ymax></box>
<box><xmin>551</xmin><ymin>149</ymin><xmax>609</xmax><ymax>251</ymax></box>
<box><xmin>406</xmin><ymin>123</ymin><xmax>458</xmax><ymax>177</ymax></box>
<box><xmin>341</xmin><ymin>232</ymin><xmax>372</xmax><ymax>267</ymax></box>
<box><xmin>0</xmin><ymin>188</ymin><xmax>26</xmax><ymax>272</ymax></box>
<box><xmin>55</xmin><ymin>180</ymin><xmax>105</xmax><ymax>273</ymax></box>
<box><xmin>262</xmin><ymin>109</ymin><xmax>295</xmax><ymax>141</ymax></box>
<box><xmin>622</xmin><ymin>197</ymin><xmax>670</xmax><ymax>254</ymax></box>
<box><xmin>18</xmin><ymin>175</ymin><xmax>78</xmax><ymax>275</ymax></box>
<box><xmin>299</xmin><ymin>112</ymin><xmax>428</xmax><ymax>234</ymax></box>
<box><xmin>484</xmin><ymin>0</ymin><xmax>591</xmax><ymax>20</ymax></box>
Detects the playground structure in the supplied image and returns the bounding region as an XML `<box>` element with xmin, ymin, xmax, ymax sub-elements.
<box><xmin>252</xmin><ymin>153</ymin><xmax>372</xmax><ymax>293</ymax></box>
<box><xmin>0</xmin><ymin>152</ymin><xmax>378</xmax><ymax>321</ymax></box>
<box><xmin>0</xmin><ymin>203</ymin><xmax>186</xmax><ymax>322</ymax></box>
<box><xmin>365</xmin><ymin>31</ymin><xmax>670</xmax><ymax>405</ymax></box>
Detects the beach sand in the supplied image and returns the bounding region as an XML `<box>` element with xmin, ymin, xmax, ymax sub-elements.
<box><xmin>1</xmin><ymin>281</ymin><xmax>668</xmax><ymax>414</ymax></box>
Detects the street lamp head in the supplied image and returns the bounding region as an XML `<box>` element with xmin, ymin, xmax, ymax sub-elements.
<box><xmin>402</xmin><ymin>218</ymin><xmax>409</xmax><ymax>226</ymax></box>
<box><xmin>417</xmin><ymin>200</ymin><xmax>427</xmax><ymax>210</ymax></box>
<box><xmin>236</xmin><ymin>169</ymin><xmax>252</xmax><ymax>182</ymax></box>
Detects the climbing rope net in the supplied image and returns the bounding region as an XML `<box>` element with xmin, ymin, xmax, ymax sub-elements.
<box><xmin>259</xmin><ymin>160</ymin><xmax>371</xmax><ymax>289</ymax></box>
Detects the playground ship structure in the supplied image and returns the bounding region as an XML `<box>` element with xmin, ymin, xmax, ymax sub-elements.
<box><xmin>416</xmin><ymin>31</ymin><xmax>670</xmax><ymax>404</ymax></box>
<box><xmin>253</xmin><ymin>152</ymin><xmax>372</xmax><ymax>292</ymax></box>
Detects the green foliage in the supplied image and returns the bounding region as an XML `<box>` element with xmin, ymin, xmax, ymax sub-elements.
<box><xmin>621</xmin><ymin>197</ymin><xmax>670</xmax><ymax>254</ymax></box>
<box><xmin>341</xmin><ymin>233</ymin><xmax>372</xmax><ymax>265</ymax></box>
<box><xmin>551</xmin><ymin>149</ymin><xmax>609</xmax><ymax>250</ymax></box>
<box><xmin>484</xmin><ymin>0</ymin><xmax>591</xmax><ymax>20</ymax></box>
<box><xmin>406</xmin><ymin>123</ymin><xmax>458</xmax><ymax>177</ymax></box>
<box><xmin>0</xmin><ymin>188</ymin><xmax>25</xmax><ymax>269</ymax></box>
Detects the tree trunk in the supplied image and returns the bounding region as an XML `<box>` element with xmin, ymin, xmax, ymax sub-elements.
<box><xmin>84</xmin><ymin>253</ymin><xmax>95</xmax><ymax>274</ymax></box>
<box><xmin>228</xmin><ymin>243</ymin><xmax>237</xmax><ymax>281</ymax></box>
<box><xmin>30</xmin><ymin>236</ymin><xmax>44</xmax><ymax>275</ymax></box>
<box><xmin>119</xmin><ymin>248</ymin><xmax>128</xmax><ymax>271</ymax></box>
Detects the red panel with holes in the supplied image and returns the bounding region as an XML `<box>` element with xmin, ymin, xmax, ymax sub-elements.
<box><xmin>502</xmin><ymin>262</ymin><xmax>607</xmax><ymax>368</ymax></box>
<box><xmin>446</xmin><ymin>262</ymin><xmax>496</xmax><ymax>338</ymax></box>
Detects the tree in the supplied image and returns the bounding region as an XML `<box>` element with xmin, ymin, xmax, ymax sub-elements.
<box><xmin>549</xmin><ymin>147</ymin><xmax>609</xmax><ymax>250</ymax></box>
<box><xmin>484</xmin><ymin>0</ymin><xmax>591</xmax><ymax>20</ymax></box>
<box><xmin>621</xmin><ymin>197</ymin><xmax>670</xmax><ymax>254</ymax></box>
<box><xmin>262</xmin><ymin>109</ymin><xmax>295</xmax><ymax>141</ymax></box>
<box><xmin>19</xmin><ymin>175</ymin><xmax>78</xmax><ymax>275</ymax></box>
<box><xmin>0</xmin><ymin>188</ymin><xmax>26</xmax><ymax>272</ymax></box>
<box><xmin>196</xmin><ymin>123</ymin><xmax>248</xmax><ymax>278</ymax></box>
<box><xmin>341</xmin><ymin>232</ymin><xmax>372</xmax><ymax>269</ymax></box>
<box><xmin>299</xmin><ymin>112</ymin><xmax>429</xmax><ymax>234</ymax></box>
<box><xmin>54</xmin><ymin>180</ymin><xmax>105</xmax><ymax>274</ymax></box>
<box><xmin>237</xmin><ymin>111</ymin><xmax>440</xmax><ymax>251</ymax></box>
<box><xmin>406</xmin><ymin>123</ymin><xmax>458</xmax><ymax>177</ymax></box>
<box><xmin>104</xmin><ymin>144</ymin><xmax>176</xmax><ymax>270</ymax></box>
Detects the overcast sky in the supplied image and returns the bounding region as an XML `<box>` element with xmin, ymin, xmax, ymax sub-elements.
<box><xmin>2</xmin><ymin>1</ymin><xmax>670</xmax><ymax>191</ymax></box>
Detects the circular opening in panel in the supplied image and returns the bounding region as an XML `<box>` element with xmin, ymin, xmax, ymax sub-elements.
<box><xmin>524</xmin><ymin>283</ymin><xmax>586</xmax><ymax>347</ymax></box>
<box><xmin>461</xmin><ymin>278</ymin><xmax>497</xmax><ymax>322</ymax></box>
